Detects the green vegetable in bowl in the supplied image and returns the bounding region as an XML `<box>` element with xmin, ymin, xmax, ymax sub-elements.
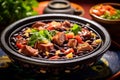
<box><xmin>0</xmin><ymin>0</ymin><xmax>38</xmax><ymax>27</ymax></box>
<box><xmin>101</xmin><ymin>9</ymin><xmax>120</xmax><ymax>20</ymax></box>
<box><xmin>91</xmin><ymin>4</ymin><xmax>120</xmax><ymax>20</ymax></box>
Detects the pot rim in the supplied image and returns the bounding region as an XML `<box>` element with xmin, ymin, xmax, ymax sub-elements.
<box><xmin>48</xmin><ymin>0</ymin><xmax>70</xmax><ymax>10</ymax></box>
<box><xmin>0</xmin><ymin>14</ymin><xmax>111</xmax><ymax>66</ymax></box>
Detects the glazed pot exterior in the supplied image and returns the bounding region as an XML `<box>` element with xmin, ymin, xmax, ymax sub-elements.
<box><xmin>0</xmin><ymin>14</ymin><xmax>111</xmax><ymax>74</ymax></box>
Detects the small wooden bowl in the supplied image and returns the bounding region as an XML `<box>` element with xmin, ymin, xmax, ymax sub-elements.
<box><xmin>89</xmin><ymin>3</ymin><xmax>120</xmax><ymax>45</ymax></box>
<box><xmin>89</xmin><ymin>3</ymin><xmax>120</xmax><ymax>24</ymax></box>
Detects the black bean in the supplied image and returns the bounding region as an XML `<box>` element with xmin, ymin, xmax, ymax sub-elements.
<box><xmin>82</xmin><ymin>51</ymin><xmax>90</xmax><ymax>55</ymax></box>
<box><xmin>58</xmin><ymin>52</ymin><xmax>65</xmax><ymax>57</ymax></box>
<box><xmin>85</xmin><ymin>23</ymin><xmax>90</xmax><ymax>27</ymax></box>
<box><xmin>96</xmin><ymin>36</ymin><xmax>99</xmax><ymax>39</ymax></box>
<box><xmin>86</xmin><ymin>40</ymin><xmax>92</xmax><ymax>44</ymax></box>
<box><xmin>50</xmin><ymin>49</ymin><xmax>56</xmax><ymax>53</ymax></box>
<box><xmin>81</xmin><ymin>36</ymin><xmax>85</xmax><ymax>41</ymax></box>
<box><xmin>92</xmin><ymin>45</ymin><xmax>98</xmax><ymax>48</ymax></box>
<box><xmin>74</xmin><ymin>55</ymin><xmax>79</xmax><ymax>58</ymax></box>
<box><xmin>23</xmin><ymin>35</ymin><xmax>29</xmax><ymax>38</ymax></box>
<box><xmin>90</xmin><ymin>38</ymin><xmax>95</xmax><ymax>41</ymax></box>
<box><xmin>11</xmin><ymin>42</ymin><xmax>15</xmax><ymax>46</ymax></box>
<box><xmin>60</xmin><ymin>56</ymin><xmax>66</xmax><ymax>59</ymax></box>
<box><xmin>78</xmin><ymin>53</ymin><xmax>84</xmax><ymax>56</ymax></box>
<box><xmin>11</xmin><ymin>42</ymin><xmax>19</xmax><ymax>50</ymax></box>
<box><xmin>64</xmin><ymin>40</ymin><xmax>68</xmax><ymax>44</ymax></box>
<box><xmin>54</xmin><ymin>44</ymin><xmax>62</xmax><ymax>50</ymax></box>
<box><xmin>63</xmin><ymin>44</ymin><xmax>68</xmax><ymax>47</ymax></box>
<box><xmin>40</xmin><ymin>52</ymin><xmax>46</xmax><ymax>58</ymax></box>
<box><xmin>48</xmin><ymin>53</ymin><xmax>55</xmax><ymax>58</ymax></box>
<box><xmin>13</xmin><ymin>33</ymin><xmax>19</xmax><ymax>37</ymax></box>
<box><xmin>84</xmin><ymin>27</ymin><xmax>88</xmax><ymax>29</ymax></box>
<box><xmin>11</xmin><ymin>37</ymin><xmax>16</xmax><ymax>42</ymax></box>
<box><xmin>44</xmin><ymin>56</ymin><xmax>48</xmax><ymax>59</ymax></box>
<box><xmin>56</xmin><ymin>28</ymin><xmax>66</xmax><ymax>32</ymax></box>
<box><xmin>63</xmin><ymin>47</ymin><xmax>69</xmax><ymax>50</ymax></box>
<box><xmin>37</xmin><ymin>54</ymin><xmax>42</xmax><ymax>58</ymax></box>
<box><xmin>21</xmin><ymin>27</ymin><xmax>27</xmax><ymax>32</ymax></box>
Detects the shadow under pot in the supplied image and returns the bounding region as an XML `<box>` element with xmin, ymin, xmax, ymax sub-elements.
<box><xmin>43</xmin><ymin>0</ymin><xmax>82</xmax><ymax>15</ymax></box>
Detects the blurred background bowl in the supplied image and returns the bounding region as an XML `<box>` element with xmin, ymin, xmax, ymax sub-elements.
<box><xmin>89</xmin><ymin>3</ymin><xmax>120</xmax><ymax>44</ymax></box>
<box><xmin>89</xmin><ymin>3</ymin><xmax>120</xmax><ymax>24</ymax></box>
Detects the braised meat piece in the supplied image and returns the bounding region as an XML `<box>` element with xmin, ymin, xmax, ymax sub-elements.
<box><xmin>79</xmin><ymin>28</ymin><xmax>91</xmax><ymax>38</ymax></box>
<box><xmin>62</xmin><ymin>20</ymin><xmax>71</xmax><ymax>27</ymax></box>
<box><xmin>49</xmin><ymin>21</ymin><xmax>67</xmax><ymax>31</ymax></box>
<box><xmin>20</xmin><ymin>45</ymin><xmax>39</xmax><ymax>56</ymax></box>
<box><xmin>52</xmin><ymin>32</ymin><xmax>66</xmax><ymax>46</ymax></box>
<box><xmin>35</xmin><ymin>42</ymin><xmax>54</xmax><ymax>52</ymax></box>
<box><xmin>77</xmin><ymin>42</ymin><xmax>93</xmax><ymax>53</ymax></box>
<box><xmin>50</xmin><ymin>21</ymin><xmax>61</xmax><ymax>27</ymax></box>
<box><xmin>67</xmin><ymin>39</ymin><xmax>77</xmax><ymax>48</ymax></box>
<box><xmin>32</xmin><ymin>21</ymin><xmax>46</xmax><ymax>30</ymax></box>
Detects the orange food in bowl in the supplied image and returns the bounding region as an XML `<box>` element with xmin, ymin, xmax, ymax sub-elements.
<box><xmin>91</xmin><ymin>4</ymin><xmax>116</xmax><ymax>16</ymax></box>
<box><xmin>90</xmin><ymin>3</ymin><xmax>120</xmax><ymax>20</ymax></box>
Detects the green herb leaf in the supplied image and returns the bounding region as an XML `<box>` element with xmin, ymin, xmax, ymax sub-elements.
<box><xmin>71</xmin><ymin>24</ymin><xmax>81</xmax><ymax>35</ymax></box>
<box><xmin>28</xmin><ymin>29</ymin><xmax>52</xmax><ymax>46</ymax></box>
<box><xmin>100</xmin><ymin>9</ymin><xmax>120</xmax><ymax>20</ymax></box>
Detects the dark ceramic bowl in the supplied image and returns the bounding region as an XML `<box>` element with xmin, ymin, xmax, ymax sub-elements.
<box><xmin>0</xmin><ymin>14</ymin><xmax>111</xmax><ymax>74</ymax></box>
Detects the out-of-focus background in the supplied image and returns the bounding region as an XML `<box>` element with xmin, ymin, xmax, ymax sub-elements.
<box><xmin>0</xmin><ymin>0</ymin><xmax>120</xmax><ymax>80</ymax></box>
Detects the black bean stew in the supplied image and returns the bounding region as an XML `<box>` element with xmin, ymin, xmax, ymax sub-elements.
<box><xmin>10</xmin><ymin>20</ymin><xmax>102</xmax><ymax>60</ymax></box>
